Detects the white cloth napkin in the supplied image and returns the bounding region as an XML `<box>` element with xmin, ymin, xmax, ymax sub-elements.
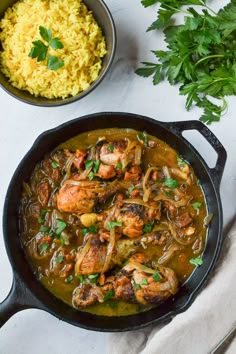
<box><xmin>107</xmin><ymin>218</ymin><xmax>236</xmax><ymax>354</ymax></box>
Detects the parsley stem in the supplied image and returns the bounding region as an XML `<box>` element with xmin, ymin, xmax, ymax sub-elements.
<box><xmin>164</xmin><ymin>4</ymin><xmax>190</xmax><ymax>16</ymax></box>
<box><xmin>199</xmin><ymin>1</ymin><xmax>218</xmax><ymax>16</ymax></box>
<box><xmin>194</xmin><ymin>54</ymin><xmax>225</xmax><ymax>68</ymax></box>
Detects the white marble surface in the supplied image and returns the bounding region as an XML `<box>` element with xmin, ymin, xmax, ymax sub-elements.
<box><xmin>0</xmin><ymin>1</ymin><xmax>235</xmax><ymax>353</ymax></box>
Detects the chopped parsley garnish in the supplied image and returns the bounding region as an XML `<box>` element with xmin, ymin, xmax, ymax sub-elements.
<box><xmin>77</xmin><ymin>274</ymin><xmax>86</xmax><ymax>284</ymax></box>
<box><xmin>51</xmin><ymin>160</ymin><xmax>59</xmax><ymax>169</ymax></box>
<box><xmin>152</xmin><ymin>270</ymin><xmax>161</xmax><ymax>282</ymax></box>
<box><xmin>89</xmin><ymin>171</ymin><xmax>95</xmax><ymax>180</ymax></box>
<box><xmin>163</xmin><ymin>178</ymin><xmax>179</xmax><ymax>189</ymax></box>
<box><xmin>38</xmin><ymin>209</ymin><xmax>47</xmax><ymax>224</ymax></box>
<box><xmin>85</xmin><ymin>160</ymin><xmax>94</xmax><ymax>169</ymax></box>
<box><xmin>81</xmin><ymin>225</ymin><xmax>99</xmax><ymax>236</ymax></box>
<box><xmin>104</xmin><ymin>289</ymin><xmax>114</xmax><ymax>301</ymax></box>
<box><xmin>143</xmin><ymin>223</ymin><xmax>154</xmax><ymax>233</ymax></box>
<box><xmin>192</xmin><ymin>202</ymin><xmax>202</xmax><ymax>211</ymax></box>
<box><xmin>93</xmin><ymin>160</ymin><xmax>101</xmax><ymax>173</ymax></box>
<box><xmin>189</xmin><ymin>256</ymin><xmax>203</xmax><ymax>267</ymax></box>
<box><xmin>56</xmin><ymin>255</ymin><xmax>64</xmax><ymax>264</ymax></box>
<box><xmin>39</xmin><ymin>225</ymin><xmax>51</xmax><ymax>233</ymax></box>
<box><xmin>116</xmin><ymin>162</ymin><xmax>123</xmax><ymax>170</ymax></box>
<box><xmin>39</xmin><ymin>242</ymin><xmax>49</xmax><ymax>254</ymax></box>
<box><xmin>85</xmin><ymin>159</ymin><xmax>100</xmax><ymax>176</ymax></box>
<box><xmin>137</xmin><ymin>131</ymin><xmax>148</xmax><ymax>146</ymax></box>
<box><xmin>88</xmin><ymin>274</ymin><xmax>99</xmax><ymax>283</ymax></box>
<box><xmin>128</xmin><ymin>184</ymin><xmax>136</xmax><ymax>195</ymax></box>
<box><xmin>164</xmin><ymin>189</ymin><xmax>172</xmax><ymax>198</ymax></box>
<box><xmin>107</xmin><ymin>221</ymin><xmax>123</xmax><ymax>230</ymax></box>
<box><xmin>28</xmin><ymin>26</ymin><xmax>64</xmax><ymax>70</ymax></box>
<box><xmin>133</xmin><ymin>280</ymin><xmax>142</xmax><ymax>290</ymax></box>
<box><xmin>65</xmin><ymin>275</ymin><xmax>73</xmax><ymax>283</ymax></box>
<box><xmin>196</xmin><ymin>179</ymin><xmax>201</xmax><ymax>186</ymax></box>
<box><xmin>108</xmin><ymin>144</ymin><xmax>114</xmax><ymax>152</ymax></box>
<box><xmin>177</xmin><ymin>156</ymin><xmax>187</xmax><ymax>167</ymax></box>
<box><xmin>141</xmin><ymin>278</ymin><xmax>148</xmax><ymax>285</ymax></box>
<box><xmin>55</xmin><ymin>218</ymin><xmax>67</xmax><ymax>235</ymax></box>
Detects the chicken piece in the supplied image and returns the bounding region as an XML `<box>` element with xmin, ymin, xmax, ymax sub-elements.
<box><xmin>99</xmin><ymin>140</ymin><xmax>142</xmax><ymax>169</ymax></box>
<box><xmin>114</xmin><ymin>204</ymin><xmax>144</xmax><ymax>238</ymax></box>
<box><xmin>75</xmin><ymin>230</ymin><xmax>171</xmax><ymax>275</ymax></box>
<box><xmin>97</xmin><ymin>163</ymin><xmax>116</xmax><ymax>179</ymax></box>
<box><xmin>175</xmin><ymin>212</ymin><xmax>193</xmax><ymax>228</ymax></box>
<box><xmin>99</xmin><ymin>141</ymin><xmax>127</xmax><ymax>166</ymax></box>
<box><xmin>73</xmin><ymin>149</ymin><xmax>86</xmax><ymax>169</ymax></box>
<box><xmin>57</xmin><ymin>179</ymin><xmax>122</xmax><ymax>214</ymax></box>
<box><xmin>75</xmin><ymin>236</ymin><xmax>108</xmax><ymax>275</ymax></box>
<box><xmin>72</xmin><ymin>254</ymin><xmax>178</xmax><ymax>308</ymax></box>
<box><xmin>132</xmin><ymin>267</ymin><xmax>178</xmax><ymax>305</ymax></box>
<box><xmin>57</xmin><ymin>183</ymin><xmax>96</xmax><ymax>213</ymax></box>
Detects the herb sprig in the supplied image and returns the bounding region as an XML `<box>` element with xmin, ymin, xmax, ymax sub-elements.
<box><xmin>136</xmin><ymin>0</ymin><xmax>236</xmax><ymax>124</ymax></box>
<box><xmin>28</xmin><ymin>26</ymin><xmax>64</xmax><ymax>70</ymax></box>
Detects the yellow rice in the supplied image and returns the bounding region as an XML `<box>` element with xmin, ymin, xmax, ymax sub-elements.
<box><xmin>0</xmin><ymin>0</ymin><xmax>107</xmax><ymax>99</ymax></box>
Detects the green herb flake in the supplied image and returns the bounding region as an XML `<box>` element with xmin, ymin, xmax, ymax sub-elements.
<box><xmin>77</xmin><ymin>274</ymin><xmax>85</xmax><ymax>284</ymax></box>
<box><xmin>163</xmin><ymin>178</ymin><xmax>179</xmax><ymax>189</ymax></box>
<box><xmin>107</xmin><ymin>221</ymin><xmax>123</xmax><ymax>230</ymax></box>
<box><xmin>85</xmin><ymin>160</ymin><xmax>94</xmax><ymax>169</ymax></box>
<box><xmin>177</xmin><ymin>156</ymin><xmax>187</xmax><ymax>167</ymax></box>
<box><xmin>39</xmin><ymin>225</ymin><xmax>51</xmax><ymax>233</ymax></box>
<box><xmin>81</xmin><ymin>228</ymin><xmax>88</xmax><ymax>237</ymax></box>
<box><xmin>108</xmin><ymin>144</ymin><xmax>114</xmax><ymax>152</ymax></box>
<box><xmin>93</xmin><ymin>160</ymin><xmax>101</xmax><ymax>173</ymax></box>
<box><xmin>81</xmin><ymin>226</ymin><xmax>98</xmax><ymax>236</ymax></box>
<box><xmin>65</xmin><ymin>275</ymin><xmax>74</xmax><ymax>283</ymax></box>
<box><xmin>133</xmin><ymin>280</ymin><xmax>142</xmax><ymax>290</ymax></box>
<box><xmin>39</xmin><ymin>26</ymin><xmax>52</xmax><ymax>43</ymax></box>
<box><xmin>38</xmin><ymin>209</ymin><xmax>47</xmax><ymax>224</ymax></box>
<box><xmin>116</xmin><ymin>162</ymin><xmax>123</xmax><ymax>170</ymax></box>
<box><xmin>47</xmin><ymin>55</ymin><xmax>64</xmax><ymax>71</ymax></box>
<box><xmin>89</xmin><ymin>171</ymin><xmax>95</xmax><ymax>180</ymax></box>
<box><xmin>51</xmin><ymin>160</ymin><xmax>59</xmax><ymax>169</ymax></box>
<box><xmin>143</xmin><ymin>223</ymin><xmax>153</xmax><ymax>233</ymax></box>
<box><xmin>56</xmin><ymin>255</ymin><xmax>64</xmax><ymax>264</ymax></box>
<box><xmin>192</xmin><ymin>202</ymin><xmax>202</xmax><ymax>211</ymax></box>
<box><xmin>164</xmin><ymin>189</ymin><xmax>172</xmax><ymax>198</ymax></box>
<box><xmin>55</xmin><ymin>218</ymin><xmax>67</xmax><ymax>235</ymax></box>
<box><xmin>152</xmin><ymin>270</ymin><xmax>161</xmax><ymax>282</ymax></box>
<box><xmin>189</xmin><ymin>256</ymin><xmax>203</xmax><ymax>267</ymax></box>
<box><xmin>28</xmin><ymin>40</ymin><xmax>48</xmax><ymax>62</ymax></box>
<box><xmin>141</xmin><ymin>278</ymin><xmax>148</xmax><ymax>285</ymax></box>
<box><xmin>104</xmin><ymin>289</ymin><xmax>114</xmax><ymax>301</ymax></box>
<box><xmin>128</xmin><ymin>184</ymin><xmax>136</xmax><ymax>195</ymax></box>
<box><xmin>39</xmin><ymin>242</ymin><xmax>49</xmax><ymax>254</ymax></box>
<box><xmin>196</xmin><ymin>179</ymin><xmax>201</xmax><ymax>186</ymax></box>
<box><xmin>49</xmin><ymin>37</ymin><xmax>64</xmax><ymax>50</ymax></box>
<box><xmin>137</xmin><ymin>131</ymin><xmax>148</xmax><ymax>146</ymax></box>
<box><xmin>88</xmin><ymin>274</ymin><xmax>99</xmax><ymax>283</ymax></box>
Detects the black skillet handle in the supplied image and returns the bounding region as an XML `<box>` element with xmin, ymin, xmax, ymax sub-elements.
<box><xmin>0</xmin><ymin>273</ymin><xmax>42</xmax><ymax>328</ymax></box>
<box><xmin>164</xmin><ymin>120</ymin><xmax>227</xmax><ymax>188</ymax></box>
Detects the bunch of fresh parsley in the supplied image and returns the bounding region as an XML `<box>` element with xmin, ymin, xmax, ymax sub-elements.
<box><xmin>28</xmin><ymin>26</ymin><xmax>64</xmax><ymax>70</ymax></box>
<box><xmin>136</xmin><ymin>0</ymin><xmax>236</xmax><ymax>124</ymax></box>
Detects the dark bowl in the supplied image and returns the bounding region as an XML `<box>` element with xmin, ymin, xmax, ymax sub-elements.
<box><xmin>0</xmin><ymin>0</ymin><xmax>116</xmax><ymax>106</ymax></box>
<box><xmin>0</xmin><ymin>112</ymin><xmax>226</xmax><ymax>331</ymax></box>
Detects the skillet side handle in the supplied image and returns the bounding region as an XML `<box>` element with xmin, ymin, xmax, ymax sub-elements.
<box><xmin>0</xmin><ymin>274</ymin><xmax>41</xmax><ymax>328</ymax></box>
<box><xmin>164</xmin><ymin>120</ymin><xmax>227</xmax><ymax>188</ymax></box>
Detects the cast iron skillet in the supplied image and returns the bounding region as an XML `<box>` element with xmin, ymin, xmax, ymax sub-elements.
<box><xmin>0</xmin><ymin>112</ymin><xmax>227</xmax><ymax>331</ymax></box>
